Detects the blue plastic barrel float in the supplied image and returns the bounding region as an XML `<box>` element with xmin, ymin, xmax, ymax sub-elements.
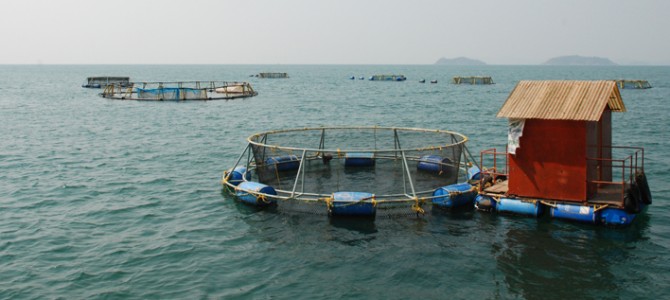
<box><xmin>235</xmin><ymin>181</ymin><xmax>277</xmax><ymax>206</ymax></box>
<box><xmin>344</xmin><ymin>152</ymin><xmax>375</xmax><ymax>167</ymax></box>
<box><xmin>496</xmin><ymin>198</ymin><xmax>543</xmax><ymax>217</ymax></box>
<box><xmin>265</xmin><ymin>155</ymin><xmax>300</xmax><ymax>171</ymax></box>
<box><xmin>467</xmin><ymin>166</ymin><xmax>481</xmax><ymax>181</ymax></box>
<box><xmin>550</xmin><ymin>203</ymin><xmax>598</xmax><ymax>224</ymax></box>
<box><xmin>432</xmin><ymin>183</ymin><xmax>476</xmax><ymax>208</ymax></box>
<box><xmin>329</xmin><ymin>192</ymin><xmax>376</xmax><ymax>217</ymax></box>
<box><xmin>474</xmin><ymin>194</ymin><xmax>496</xmax><ymax>211</ymax></box>
<box><xmin>224</xmin><ymin>166</ymin><xmax>251</xmax><ymax>186</ymax></box>
<box><xmin>599</xmin><ymin>207</ymin><xmax>638</xmax><ymax>227</ymax></box>
<box><xmin>417</xmin><ymin>155</ymin><xmax>452</xmax><ymax>174</ymax></box>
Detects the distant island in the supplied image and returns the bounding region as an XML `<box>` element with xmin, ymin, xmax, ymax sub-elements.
<box><xmin>543</xmin><ymin>55</ymin><xmax>617</xmax><ymax>66</ymax></box>
<box><xmin>434</xmin><ymin>57</ymin><xmax>486</xmax><ymax>65</ymax></box>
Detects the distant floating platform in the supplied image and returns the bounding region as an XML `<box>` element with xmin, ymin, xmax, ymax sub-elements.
<box><xmin>614</xmin><ymin>80</ymin><xmax>651</xmax><ymax>89</ymax></box>
<box><xmin>100</xmin><ymin>81</ymin><xmax>257</xmax><ymax>101</ymax></box>
<box><xmin>369</xmin><ymin>74</ymin><xmax>407</xmax><ymax>81</ymax></box>
<box><xmin>452</xmin><ymin>76</ymin><xmax>494</xmax><ymax>85</ymax></box>
<box><xmin>82</xmin><ymin>76</ymin><xmax>130</xmax><ymax>89</ymax></box>
<box><xmin>256</xmin><ymin>72</ymin><xmax>289</xmax><ymax>79</ymax></box>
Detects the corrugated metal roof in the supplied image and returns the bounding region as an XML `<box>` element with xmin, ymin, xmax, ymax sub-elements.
<box><xmin>496</xmin><ymin>80</ymin><xmax>626</xmax><ymax>121</ymax></box>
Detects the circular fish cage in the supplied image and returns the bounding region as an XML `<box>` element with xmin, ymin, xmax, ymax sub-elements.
<box><xmin>222</xmin><ymin>126</ymin><xmax>481</xmax><ymax>217</ymax></box>
<box><xmin>100</xmin><ymin>81</ymin><xmax>257</xmax><ymax>101</ymax></box>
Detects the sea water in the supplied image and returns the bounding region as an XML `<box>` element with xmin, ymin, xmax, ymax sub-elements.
<box><xmin>1</xmin><ymin>64</ymin><xmax>669</xmax><ymax>298</ymax></box>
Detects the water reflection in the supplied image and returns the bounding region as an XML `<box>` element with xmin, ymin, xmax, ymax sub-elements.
<box><xmin>494</xmin><ymin>217</ymin><xmax>649</xmax><ymax>299</ymax></box>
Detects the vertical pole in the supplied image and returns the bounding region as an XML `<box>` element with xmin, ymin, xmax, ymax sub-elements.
<box><xmin>291</xmin><ymin>149</ymin><xmax>307</xmax><ymax>198</ymax></box>
<box><xmin>400</xmin><ymin>150</ymin><xmax>417</xmax><ymax>198</ymax></box>
<box><xmin>225</xmin><ymin>144</ymin><xmax>251</xmax><ymax>183</ymax></box>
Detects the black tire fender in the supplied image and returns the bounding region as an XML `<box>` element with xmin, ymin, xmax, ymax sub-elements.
<box><xmin>624</xmin><ymin>182</ymin><xmax>641</xmax><ymax>214</ymax></box>
<box><xmin>635</xmin><ymin>171</ymin><xmax>652</xmax><ymax>205</ymax></box>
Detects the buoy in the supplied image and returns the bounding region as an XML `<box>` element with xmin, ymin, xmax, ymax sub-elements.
<box><xmin>432</xmin><ymin>183</ymin><xmax>476</xmax><ymax>208</ymax></box>
<box><xmin>417</xmin><ymin>155</ymin><xmax>452</xmax><ymax>174</ymax></box>
<box><xmin>235</xmin><ymin>181</ymin><xmax>277</xmax><ymax>206</ymax></box>
<box><xmin>265</xmin><ymin>155</ymin><xmax>301</xmax><ymax>172</ymax></box>
<box><xmin>329</xmin><ymin>192</ymin><xmax>376</xmax><ymax>217</ymax></box>
<box><xmin>550</xmin><ymin>203</ymin><xmax>598</xmax><ymax>224</ymax></box>
<box><xmin>224</xmin><ymin>166</ymin><xmax>251</xmax><ymax>186</ymax></box>
<box><xmin>467</xmin><ymin>166</ymin><xmax>481</xmax><ymax>181</ymax></box>
<box><xmin>600</xmin><ymin>207</ymin><xmax>636</xmax><ymax>226</ymax></box>
<box><xmin>474</xmin><ymin>194</ymin><xmax>496</xmax><ymax>211</ymax></box>
<box><xmin>496</xmin><ymin>198</ymin><xmax>543</xmax><ymax>217</ymax></box>
<box><xmin>344</xmin><ymin>152</ymin><xmax>375</xmax><ymax>167</ymax></box>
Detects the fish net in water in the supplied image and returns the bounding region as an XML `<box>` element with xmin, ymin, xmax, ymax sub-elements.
<box><xmin>135</xmin><ymin>87</ymin><xmax>207</xmax><ymax>100</ymax></box>
<box><xmin>224</xmin><ymin>127</ymin><xmax>477</xmax><ymax>217</ymax></box>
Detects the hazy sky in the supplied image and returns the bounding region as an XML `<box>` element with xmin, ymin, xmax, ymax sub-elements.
<box><xmin>1</xmin><ymin>0</ymin><xmax>668</xmax><ymax>65</ymax></box>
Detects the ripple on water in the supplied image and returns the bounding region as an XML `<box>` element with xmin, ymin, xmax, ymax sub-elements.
<box><xmin>1</xmin><ymin>65</ymin><xmax>670</xmax><ymax>299</ymax></box>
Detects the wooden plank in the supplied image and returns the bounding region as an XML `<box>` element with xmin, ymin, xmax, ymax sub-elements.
<box><xmin>484</xmin><ymin>180</ymin><xmax>508</xmax><ymax>194</ymax></box>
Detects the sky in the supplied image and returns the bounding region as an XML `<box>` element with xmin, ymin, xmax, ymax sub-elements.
<box><xmin>1</xmin><ymin>0</ymin><xmax>669</xmax><ymax>65</ymax></box>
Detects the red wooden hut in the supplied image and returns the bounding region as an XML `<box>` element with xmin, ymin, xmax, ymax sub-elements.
<box><xmin>495</xmin><ymin>80</ymin><xmax>627</xmax><ymax>203</ymax></box>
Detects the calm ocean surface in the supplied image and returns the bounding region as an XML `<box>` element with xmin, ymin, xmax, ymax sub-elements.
<box><xmin>1</xmin><ymin>64</ymin><xmax>669</xmax><ymax>299</ymax></box>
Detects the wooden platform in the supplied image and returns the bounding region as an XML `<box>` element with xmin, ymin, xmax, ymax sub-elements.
<box><xmin>588</xmin><ymin>184</ymin><xmax>625</xmax><ymax>206</ymax></box>
<box><xmin>484</xmin><ymin>180</ymin><xmax>508</xmax><ymax>195</ymax></box>
<box><xmin>483</xmin><ymin>180</ymin><xmax>625</xmax><ymax>207</ymax></box>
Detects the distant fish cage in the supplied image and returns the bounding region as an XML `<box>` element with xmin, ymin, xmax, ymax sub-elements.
<box><xmin>614</xmin><ymin>80</ymin><xmax>652</xmax><ymax>89</ymax></box>
<box><xmin>82</xmin><ymin>76</ymin><xmax>130</xmax><ymax>88</ymax></box>
<box><xmin>257</xmin><ymin>72</ymin><xmax>289</xmax><ymax>79</ymax></box>
<box><xmin>452</xmin><ymin>76</ymin><xmax>494</xmax><ymax>85</ymax></box>
<box><xmin>100</xmin><ymin>81</ymin><xmax>257</xmax><ymax>101</ymax></box>
<box><xmin>369</xmin><ymin>74</ymin><xmax>407</xmax><ymax>81</ymax></box>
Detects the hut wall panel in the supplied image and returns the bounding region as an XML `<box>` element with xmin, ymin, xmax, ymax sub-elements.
<box><xmin>508</xmin><ymin>119</ymin><xmax>588</xmax><ymax>202</ymax></box>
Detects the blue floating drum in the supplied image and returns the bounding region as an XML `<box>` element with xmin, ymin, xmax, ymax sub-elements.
<box><xmin>432</xmin><ymin>183</ymin><xmax>476</xmax><ymax>208</ymax></box>
<box><xmin>496</xmin><ymin>198</ymin><xmax>543</xmax><ymax>217</ymax></box>
<box><xmin>235</xmin><ymin>181</ymin><xmax>277</xmax><ymax>206</ymax></box>
<box><xmin>265</xmin><ymin>155</ymin><xmax>301</xmax><ymax>171</ymax></box>
<box><xmin>224</xmin><ymin>166</ymin><xmax>251</xmax><ymax>186</ymax></box>
<box><xmin>344</xmin><ymin>152</ymin><xmax>375</xmax><ymax>167</ymax></box>
<box><xmin>329</xmin><ymin>192</ymin><xmax>376</xmax><ymax>216</ymax></box>
<box><xmin>550</xmin><ymin>203</ymin><xmax>598</xmax><ymax>224</ymax></box>
<box><xmin>417</xmin><ymin>155</ymin><xmax>452</xmax><ymax>174</ymax></box>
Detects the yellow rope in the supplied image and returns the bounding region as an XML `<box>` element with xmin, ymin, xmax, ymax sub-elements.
<box><xmin>257</xmin><ymin>193</ymin><xmax>270</xmax><ymax>204</ymax></box>
<box><xmin>411</xmin><ymin>197</ymin><xmax>425</xmax><ymax>215</ymax></box>
<box><xmin>323</xmin><ymin>197</ymin><xmax>333</xmax><ymax>209</ymax></box>
<box><xmin>593</xmin><ymin>204</ymin><xmax>609</xmax><ymax>212</ymax></box>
